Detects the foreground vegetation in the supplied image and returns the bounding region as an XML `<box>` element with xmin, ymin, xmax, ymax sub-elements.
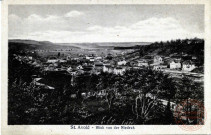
<box><xmin>8</xmin><ymin>53</ymin><xmax>203</xmax><ymax>124</ymax></box>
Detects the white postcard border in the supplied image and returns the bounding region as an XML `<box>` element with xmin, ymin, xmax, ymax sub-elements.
<box><xmin>1</xmin><ymin>0</ymin><xmax>211</xmax><ymax>134</ymax></box>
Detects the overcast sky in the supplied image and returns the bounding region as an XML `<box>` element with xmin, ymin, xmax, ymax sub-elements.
<box><xmin>9</xmin><ymin>5</ymin><xmax>204</xmax><ymax>43</ymax></box>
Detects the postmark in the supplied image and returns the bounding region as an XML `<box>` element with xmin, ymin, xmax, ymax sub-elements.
<box><xmin>174</xmin><ymin>99</ymin><xmax>206</xmax><ymax>131</ymax></box>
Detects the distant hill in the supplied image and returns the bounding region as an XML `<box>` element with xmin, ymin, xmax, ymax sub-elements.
<box><xmin>114</xmin><ymin>45</ymin><xmax>144</xmax><ymax>50</ymax></box>
<box><xmin>9</xmin><ymin>39</ymin><xmax>152</xmax><ymax>51</ymax></box>
<box><xmin>57</xmin><ymin>42</ymin><xmax>151</xmax><ymax>49</ymax></box>
<box><xmin>139</xmin><ymin>38</ymin><xmax>204</xmax><ymax>57</ymax></box>
<box><xmin>9</xmin><ymin>39</ymin><xmax>81</xmax><ymax>52</ymax></box>
<box><xmin>57</xmin><ymin>43</ymin><xmax>100</xmax><ymax>49</ymax></box>
<box><xmin>9</xmin><ymin>39</ymin><xmax>55</xmax><ymax>46</ymax></box>
<box><xmin>125</xmin><ymin>38</ymin><xmax>204</xmax><ymax>66</ymax></box>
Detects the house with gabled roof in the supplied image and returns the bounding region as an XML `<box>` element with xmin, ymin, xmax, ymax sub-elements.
<box><xmin>153</xmin><ymin>55</ymin><xmax>164</xmax><ymax>64</ymax></box>
<box><xmin>182</xmin><ymin>60</ymin><xmax>196</xmax><ymax>71</ymax></box>
<box><xmin>114</xmin><ymin>66</ymin><xmax>126</xmax><ymax>75</ymax></box>
<box><xmin>170</xmin><ymin>60</ymin><xmax>181</xmax><ymax>69</ymax></box>
<box><xmin>103</xmin><ymin>64</ymin><xmax>114</xmax><ymax>73</ymax></box>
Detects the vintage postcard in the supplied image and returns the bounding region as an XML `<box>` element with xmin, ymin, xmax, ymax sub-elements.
<box><xmin>1</xmin><ymin>0</ymin><xmax>211</xmax><ymax>134</ymax></box>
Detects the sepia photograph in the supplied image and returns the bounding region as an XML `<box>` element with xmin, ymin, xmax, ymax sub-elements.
<box><xmin>7</xmin><ymin>4</ymin><xmax>205</xmax><ymax>125</ymax></box>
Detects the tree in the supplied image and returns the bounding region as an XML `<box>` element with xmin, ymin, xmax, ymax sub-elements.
<box><xmin>134</xmin><ymin>93</ymin><xmax>157</xmax><ymax>123</ymax></box>
<box><xmin>105</xmin><ymin>88</ymin><xmax>116</xmax><ymax>112</ymax></box>
<box><xmin>176</xmin><ymin>77</ymin><xmax>196</xmax><ymax>124</ymax></box>
<box><xmin>123</xmin><ymin>69</ymin><xmax>160</xmax><ymax>122</ymax></box>
<box><xmin>58</xmin><ymin>52</ymin><xmax>60</xmax><ymax>58</ymax></box>
<box><xmin>8</xmin><ymin>79</ymin><xmax>43</xmax><ymax>124</ymax></box>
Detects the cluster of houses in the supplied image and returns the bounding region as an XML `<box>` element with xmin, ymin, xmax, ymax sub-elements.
<box><xmin>26</xmin><ymin>51</ymin><xmax>200</xmax><ymax>77</ymax></box>
<box><xmin>42</xmin><ymin>53</ymin><xmax>127</xmax><ymax>75</ymax></box>
<box><xmin>102</xmin><ymin>54</ymin><xmax>199</xmax><ymax>76</ymax></box>
<box><xmin>12</xmin><ymin>54</ymin><xmax>56</xmax><ymax>90</ymax></box>
<box><xmin>14</xmin><ymin>50</ymin><xmax>202</xmax><ymax>84</ymax></box>
<box><xmin>127</xmin><ymin>54</ymin><xmax>198</xmax><ymax>72</ymax></box>
<box><xmin>13</xmin><ymin>54</ymin><xmax>42</xmax><ymax>68</ymax></box>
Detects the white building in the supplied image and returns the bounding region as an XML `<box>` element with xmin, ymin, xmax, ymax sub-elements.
<box><xmin>153</xmin><ymin>56</ymin><xmax>163</xmax><ymax>64</ymax></box>
<box><xmin>103</xmin><ymin>65</ymin><xmax>114</xmax><ymax>73</ymax></box>
<box><xmin>114</xmin><ymin>67</ymin><xmax>126</xmax><ymax>75</ymax></box>
<box><xmin>117</xmin><ymin>60</ymin><xmax>127</xmax><ymax>66</ymax></box>
<box><xmin>86</xmin><ymin>56</ymin><xmax>91</xmax><ymax>60</ymax></box>
<box><xmin>182</xmin><ymin>61</ymin><xmax>196</xmax><ymax>71</ymax></box>
<box><xmin>153</xmin><ymin>65</ymin><xmax>167</xmax><ymax>70</ymax></box>
<box><xmin>90</xmin><ymin>57</ymin><xmax>95</xmax><ymax>62</ymax></box>
<box><xmin>59</xmin><ymin>59</ymin><xmax>67</xmax><ymax>63</ymax></box>
<box><xmin>95</xmin><ymin>57</ymin><xmax>102</xmax><ymax>60</ymax></box>
<box><xmin>47</xmin><ymin>57</ymin><xmax>58</xmax><ymax>63</ymax></box>
<box><xmin>170</xmin><ymin>60</ymin><xmax>181</xmax><ymax>69</ymax></box>
<box><xmin>28</xmin><ymin>56</ymin><xmax>33</xmax><ymax>60</ymax></box>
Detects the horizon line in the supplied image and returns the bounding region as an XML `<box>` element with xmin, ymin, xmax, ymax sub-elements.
<box><xmin>8</xmin><ymin>37</ymin><xmax>203</xmax><ymax>44</ymax></box>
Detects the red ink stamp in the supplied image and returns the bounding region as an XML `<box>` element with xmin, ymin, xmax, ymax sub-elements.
<box><xmin>174</xmin><ymin>99</ymin><xmax>206</xmax><ymax>131</ymax></box>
